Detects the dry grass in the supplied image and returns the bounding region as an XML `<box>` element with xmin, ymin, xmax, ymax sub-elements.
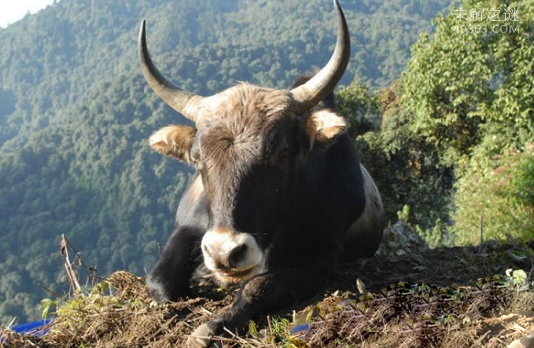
<box><xmin>293</xmin><ymin>279</ymin><xmax>534</xmax><ymax>348</ymax></box>
<box><xmin>2</xmin><ymin>236</ymin><xmax>534</xmax><ymax>348</ymax></box>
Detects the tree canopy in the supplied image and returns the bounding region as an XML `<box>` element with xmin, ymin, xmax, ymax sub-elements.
<box><xmin>399</xmin><ymin>0</ymin><xmax>534</xmax><ymax>243</ymax></box>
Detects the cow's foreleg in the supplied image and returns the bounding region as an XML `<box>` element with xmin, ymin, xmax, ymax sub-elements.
<box><xmin>187</xmin><ymin>261</ymin><xmax>332</xmax><ymax>348</ymax></box>
<box><xmin>146</xmin><ymin>225</ymin><xmax>203</xmax><ymax>302</ymax></box>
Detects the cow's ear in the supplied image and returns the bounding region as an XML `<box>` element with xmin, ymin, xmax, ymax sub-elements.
<box><xmin>304</xmin><ymin>110</ymin><xmax>347</xmax><ymax>151</ymax></box>
<box><xmin>149</xmin><ymin>125</ymin><xmax>197</xmax><ymax>163</ymax></box>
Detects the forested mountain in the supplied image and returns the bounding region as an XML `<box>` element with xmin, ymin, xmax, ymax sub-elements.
<box><xmin>0</xmin><ymin>0</ymin><xmax>451</xmax><ymax>323</ymax></box>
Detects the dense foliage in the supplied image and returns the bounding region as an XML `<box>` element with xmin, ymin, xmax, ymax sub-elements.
<box><xmin>337</xmin><ymin>0</ymin><xmax>534</xmax><ymax>247</ymax></box>
<box><xmin>0</xmin><ymin>0</ymin><xmax>450</xmax><ymax>324</ymax></box>
<box><xmin>400</xmin><ymin>0</ymin><xmax>534</xmax><ymax>244</ymax></box>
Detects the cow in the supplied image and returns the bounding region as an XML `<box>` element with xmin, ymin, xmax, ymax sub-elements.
<box><xmin>138</xmin><ymin>0</ymin><xmax>385</xmax><ymax>347</ymax></box>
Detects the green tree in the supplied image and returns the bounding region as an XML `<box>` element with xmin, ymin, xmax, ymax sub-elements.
<box><xmin>336</xmin><ymin>78</ymin><xmax>382</xmax><ymax>137</ymax></box>
<box><xmin>401</xmin><ymin>0</ymin><xmax>534</xmax><ymax>163</ymax></box>
<box><xmin>400</xmin><ymin>0</ymin><xmax>534</xmax><ymax>244</ymax></box>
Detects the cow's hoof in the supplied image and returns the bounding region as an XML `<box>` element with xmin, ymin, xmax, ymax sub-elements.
<box><xmin>187</xmin><ymin>323</ymin><xmax>222</xmax><ymax>348</ymax></box>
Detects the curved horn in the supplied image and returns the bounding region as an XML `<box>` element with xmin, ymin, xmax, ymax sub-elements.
<box><xmin>138</xmin><ymin>20</ymin><xmax>203</xmax><ymax>122</ymax></box>
<box><xmin>291</xmin><ymin>0</ymin><xmax>350</xmax><ymax>112</ymax></box>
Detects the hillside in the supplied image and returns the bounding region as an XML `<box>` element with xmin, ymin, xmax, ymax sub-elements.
<box><xmin>0</xmin><ymin>0</ymin><xmax>451</xmax><ymax>324</ymax></box>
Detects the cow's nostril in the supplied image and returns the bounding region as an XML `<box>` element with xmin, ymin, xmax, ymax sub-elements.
<box><xmin>228</xmin><ymin>244</ymin><xmax>247</xmax><ymax>268</ymax></box>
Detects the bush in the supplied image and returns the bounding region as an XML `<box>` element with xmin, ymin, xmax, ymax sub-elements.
<box><xmin>452</xmin><ymin>144</ymin><xmax>534</xmax><ymax>245</ymax></box>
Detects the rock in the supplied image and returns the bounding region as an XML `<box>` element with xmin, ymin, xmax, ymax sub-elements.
<box><xmin>375</xmin><ymin>220</ymin><xmax>428</xmax><ymax>262</ymax></box>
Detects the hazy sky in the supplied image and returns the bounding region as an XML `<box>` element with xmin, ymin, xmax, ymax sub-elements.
<box><xmin>0</xmin><ymin>0</ymin><xmax>57</xmax><ymax>28</ymax></box>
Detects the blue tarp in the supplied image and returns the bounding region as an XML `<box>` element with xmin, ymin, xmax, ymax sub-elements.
<box><xmin>10</xmin><ymin>318</ymin><xmax>52</xmax><ymax>337</ymax></box>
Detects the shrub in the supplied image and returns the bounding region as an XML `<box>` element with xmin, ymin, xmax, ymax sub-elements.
<box><xmin>452</xmin><ymin>144</ymin><xmax>534</xmax><ymax>245</ymax></box>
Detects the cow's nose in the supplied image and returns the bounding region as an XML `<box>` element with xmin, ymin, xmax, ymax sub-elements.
<box><xmin>201</xmin><ymin>228</ymin><xmax>262</xmax><ymax>271</ymax></box>
<box><xmin>203</xmin><ymin>242</ymin><xmax>247</xmax><ymax>269</ymax></box>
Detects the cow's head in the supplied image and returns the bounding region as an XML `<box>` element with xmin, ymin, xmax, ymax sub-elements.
<box><xmin>140</xmin><ymin>0</ymin><xmax>350</xmax><ymax>285</ymax></box>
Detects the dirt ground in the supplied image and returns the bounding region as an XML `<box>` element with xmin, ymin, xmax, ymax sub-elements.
<box><xmin>2</xmin><ymin>229</ymin><xmax>534</xmax><ymax>348</ymax></box>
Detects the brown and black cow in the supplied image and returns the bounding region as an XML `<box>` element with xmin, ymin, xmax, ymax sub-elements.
<box><xmin>139</xmin><ymin>0</ymin><xmax>385</xmax><ymax>347</ymax></box>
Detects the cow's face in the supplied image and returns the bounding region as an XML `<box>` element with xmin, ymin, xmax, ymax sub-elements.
<box><xmin>149</xmin><ymin>84</ymin><xmax>347</xmax><ymax>284</ymax></box>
